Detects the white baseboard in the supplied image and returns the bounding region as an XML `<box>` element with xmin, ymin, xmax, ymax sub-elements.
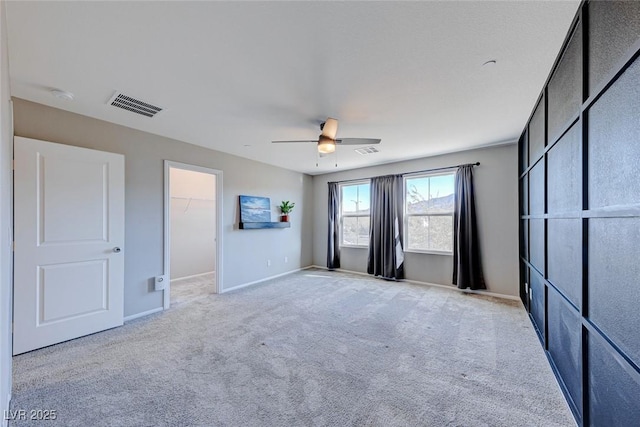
<box><xmin>124</xmin><ymin>307</ymin><xmax>163</xmax><ymax>322</ymax></box>
<box><xmin>309</xmin><ymin>265</ymin><xmax>521</xmax><ymax>302</ymax></box>
<box><xmin>403</xmin><ymin>278</ymin><xmax>521</xmax><ymax>301</ymax></box>
<box><xmin>220</xmin><ymin>267</ymin><xmax>312</xmax><ymax>294</ymax></box>
<box><xmin>171</xmin><ymin>271</ymin><xmax>215</xmax><ymax>282</ymax></box>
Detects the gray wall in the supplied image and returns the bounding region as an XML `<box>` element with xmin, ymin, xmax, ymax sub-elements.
<box><xmin>170</xmin><ymin>168</ymin><xmax>216</xmax><ymax>280</ymax></box>
<box><xmin>312</xmin><ymin>144</ymin><xmax>519</xmax><ymax>297</ymax></box>
<box><xmin>0</xmin><ymin>1</ymin><xmax>12</xmax><ymax>422</ymax></box>
<box><xmin>12</xmin><ymin>98</ymin><xmax>314</xmax><ymax>317</ymax></box>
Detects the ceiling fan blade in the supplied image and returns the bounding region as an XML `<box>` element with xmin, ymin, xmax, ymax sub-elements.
<box><xmin>321</xmin><ymin>118</ymin><xmax>338</xmax><ymax>140</ymax></box>
<box><xmin>271</xmin><ymin>140</ymin><xmax>317</xmax><ymax>143</ymax></box>
<box><xmin>335</xmin><ymin>138</ymin><xmax>381</xmax><ymax>145</ymax></box>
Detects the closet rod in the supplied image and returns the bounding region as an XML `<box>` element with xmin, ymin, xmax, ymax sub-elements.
<box><xmin>170</xmin><ymin>196</ymin><xmax>214</xmax><ymax>202</ymax></box>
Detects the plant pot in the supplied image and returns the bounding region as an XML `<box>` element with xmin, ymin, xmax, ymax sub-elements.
<box><xmin>281</xmin><ymin>215</ymin><xmax>289</xmax><ymax>222</ymax></box>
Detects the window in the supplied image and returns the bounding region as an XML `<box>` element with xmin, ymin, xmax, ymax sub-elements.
<box><xmin>404</xmin><ymin>173</ymin><xmax>455</xmax><ymax>253</ymax></box>
<box><xmin>340</xmin><ymin>181</ymin><xmax>370</xmax><ymax>247</ymax></box>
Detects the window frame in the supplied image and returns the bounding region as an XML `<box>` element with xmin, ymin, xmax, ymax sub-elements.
<box><xmin>339</xmin><ymin>180</ymin><xmax>371</xmax><ymax>248</ymax></box>
<box><xmin>403</xmin><ymin>171</ymin><xmax>455</xmax><ymax>256</ymax></box>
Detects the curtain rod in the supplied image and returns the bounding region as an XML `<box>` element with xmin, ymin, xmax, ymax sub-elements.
<box><xmin>328</xmin><ymin>162</ymin><xmax>480</xmax><ymax>185</ymax></box>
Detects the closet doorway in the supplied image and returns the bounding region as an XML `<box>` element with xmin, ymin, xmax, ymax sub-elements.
<box><xmin>163</xmin><ymin>161</ymin><xmax>222</xmax><ymax>309</ymax></box>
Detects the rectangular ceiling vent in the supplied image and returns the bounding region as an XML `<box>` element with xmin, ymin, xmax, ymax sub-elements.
<box><xmin>354</xmin><ymin>146</ymin><xmax>379</xmax><ymax>155</ymax></box>
<box><xmin>107</xmin><ymin>92</ymin><xmax>164</xmax><ymax>118</ymax></box>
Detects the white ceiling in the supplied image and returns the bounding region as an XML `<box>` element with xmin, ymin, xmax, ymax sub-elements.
<box><xmin>6</xmin><ymin>1</ymin><xmax>580</xmax><ymax>175</ymax></box>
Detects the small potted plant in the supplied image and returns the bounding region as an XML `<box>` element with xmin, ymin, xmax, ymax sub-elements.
<box><xmin>278</xmin><ymin>200</ymin><xmax>295</xmax><ymax>222</ymax></box>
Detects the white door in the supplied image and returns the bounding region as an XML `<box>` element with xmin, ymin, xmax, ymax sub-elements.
<box><xmin>13</xmin><ymin>137</ymin><xmax>125</xmax><ymax>355</ymax></box>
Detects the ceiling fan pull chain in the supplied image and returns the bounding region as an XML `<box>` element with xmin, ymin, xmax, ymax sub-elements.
<box><xmin>335</xmin><ymin>148</ymin><xmax>338</xmax><ymax>168</ymax></box>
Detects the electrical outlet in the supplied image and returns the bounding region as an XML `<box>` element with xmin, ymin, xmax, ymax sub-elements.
<box><xmin>154</xmin><ymin>276</ymin><xmax>166</xmax><ymax>291</ymax></box>
<box><xmin>267</xmin><ymin>259</ymin><xmax>271</xmax><ymax>267</ymax></box>
<box><xmin>284</xmin><ymin>256</ymin><xmax>288</xmax><ymax>263</ymax></box>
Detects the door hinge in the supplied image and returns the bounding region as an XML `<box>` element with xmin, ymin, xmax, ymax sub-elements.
<box><xmin>12</xmin><ymin>159</ymin><xmax>15</xmax><ymax>170</ymax></box>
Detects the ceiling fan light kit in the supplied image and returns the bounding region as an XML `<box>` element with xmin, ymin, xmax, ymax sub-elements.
<box><xmin>317</xmin><ymin>135</ymin><xmax>336</xmax><ymax>154</ymax></box>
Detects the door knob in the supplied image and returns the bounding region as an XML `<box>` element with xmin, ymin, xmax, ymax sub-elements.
<box><xmin>113</xmin><ymin>247</ymin><xmax>122</xmax><ymax>253</ymax></box>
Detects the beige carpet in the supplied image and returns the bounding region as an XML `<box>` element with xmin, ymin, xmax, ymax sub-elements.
<box><xmin>170</xmin><ymin>272</ymin><xmax>216</xmax><ymax>307</ymax></box>
<box><xmin>10</xmin><ymin>269</ymin><xmax>574</xmax><ymax>426</ymax></box>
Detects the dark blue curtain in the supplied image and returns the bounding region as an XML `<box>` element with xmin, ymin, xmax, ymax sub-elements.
<box><xmin>453</xmin><ymin>165</ymin><xmax>485</xmax><ymax>289</ymax></box>
<box><xmin>327</xmin><ymin>182</ymin><xmax>341</xmax><ymax>269</ymax></box>
<box><xmin>367</xmin><ymin>175</ymin><xmax>404</xmax><ymax>280</ymax></box>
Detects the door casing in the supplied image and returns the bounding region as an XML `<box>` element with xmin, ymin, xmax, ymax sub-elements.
<box><xmin>163</xmin><ymin>160</ymin><xmax>223</xmax><ymax>308</ymax></box>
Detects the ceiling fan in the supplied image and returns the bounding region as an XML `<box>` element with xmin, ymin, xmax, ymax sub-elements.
<box><xmin>272</xmin><ymin>118</ymin><xmax>381</xmax><ymax>154</ymax></box>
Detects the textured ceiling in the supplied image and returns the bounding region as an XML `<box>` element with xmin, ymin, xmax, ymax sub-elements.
<box><xmin>6</xmin><ymin>1</ymin><xmax>580</xmax><ymax>175</ymax></box>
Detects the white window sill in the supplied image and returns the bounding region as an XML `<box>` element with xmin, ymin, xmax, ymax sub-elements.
<box><xmin>404</xmin><ymin>249</ymin><xmax>453</xmax><ymax>256</ymax></box>
<box><xmin>340</xmin><ymin>244</ymin><xmax>368</xmax><ymax>249</ymax></box>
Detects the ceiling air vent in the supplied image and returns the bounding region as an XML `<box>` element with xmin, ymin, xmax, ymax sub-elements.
<box><xmin>354</xmin><ymin>146</ymin><xmax>379</xmax><ymax>155</ymax></box>
<box><xmin>107</xmin><ymin>92</ymin><xmax>164</xmax><ymax>118</ymax></box>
